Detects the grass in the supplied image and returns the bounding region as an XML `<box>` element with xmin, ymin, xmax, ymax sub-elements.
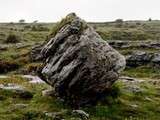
<box><xmin>0</xmin><ymin>19</ymin><xmax>160</xmax><ymax>119</ymax></box>
<box><xmin>0</xmin><ymin>76</ymin><xmax>69</xmax><ymax>120</ymax></box>
<box><xmin>122</xmin><ymin>66</ymin><xmax>160</xmax><ymax>79</ymax></box>
<box><xmin>84</xmin><ymin>81</ymin><xmax>160</xmax><ymax>120</ymax></box>
<box><xmin>0</xmin><ymin>76</ymin><xmax>160</xmax><ymax>120</ymax></box>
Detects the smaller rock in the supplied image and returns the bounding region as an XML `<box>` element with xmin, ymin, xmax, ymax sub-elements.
<box><xmin>152</xmin><ymin>53</ymin><xmax>160</xmax><ymax>68</ymax></box>
<box><xmin>0</xmin><ymin>83</ymin><xmax>33</xmax><ymax>99</ymax></box>
<box><xmin>108</xmin><ymin>40</ymin><xmax>130</xmax><ymax>49</ymax></box>
<box><xmin>144</xmin><ymin>97</ymin><xmax>153</xmax><ymax>102</ymax></box>
<box><xmin>0</xmin><ymin>45</ymin><xmax>8</xmax><ymax>51</ymax></box>
<box><xmin>126</xmin><ymin>51</ymin><xmax>152</xmax><ymax>67</ymax></box>
<box><xmin>10</xmin><ymin>104</ymin><xmax>28</xmax><ymax>111</ymax></box>
<box><xmin>30</xmin><ymin>44</ymin><xmax>44</xmax><ymax>62</ymax></box>
<box><xmin>0</xmin><ymin>75</ymin><xmax>8</xmax><ymax>79</ymax></box>
<box><xmin>0</xmin><ymin>83</ymin><xmax>23</xmax><ymax>89</ymax></box>
<box><xmin>14</xmin><ymin>103</ymin><xmax>28</xmax><ymax>109</ymax></box>
<box><xmin>126</xmin><ymin>51</ymin><xmax>160</xmax><ymax>68</ymax></box>
<box><xmin>44</xmin><ymin>111</ymin><xmax>66</xmax><ymax>120</ymax></box>
<box><xmin>119</xmin><ymin>76</ymin><xmax>135</xmax><ymax>81</ymax></box>
<box><xmin>119</xmin><ymin>76</ymin><xmax>145</xmax><ymax>84</ymax></box>
<box><xmin>72</xmin><ymin>110</ymin><xmax>89</xmax><ymax>120</ymax></box>
<box><xmin>15</xmin><ymin>43</ymin><xmax>30</xmax><ymax>49</ymax></box>
<box><xmin>70</xmin><ymin>118</ymin><xmax>81</xmax><ymax>120</ymax></box>
<box><xmin>22</xmin><ymin>75</ymin><xmax>45</xmax><ymax>84</ymax></box>
<box><xmin>124</xmin><ymin>85</ymin><xmax>143</xmax><ymax>93</ymax></box>
<box><xmin>129</xmin><ymin>104</ymin><xmax>138</xmax><ymax>108</ymax></box>
<box><xmin>42</xmin><ymin>89</ymin><xmax>55</xmax><ymax>97</ymax></box>
<box><xmin>152</xmin><ymin>54</ymin><xmax>160</xmax><ymax>63</ymax></box>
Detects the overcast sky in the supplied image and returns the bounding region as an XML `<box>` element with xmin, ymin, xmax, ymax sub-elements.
<box><xmin>0</xmin><ymin>0</ymin><xmax>159</xmax><ymax>22</ymax></box>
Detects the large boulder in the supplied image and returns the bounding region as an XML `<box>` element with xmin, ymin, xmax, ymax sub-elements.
<box><xmin>39</xmin><ymin>13</ymin><xmax>126</xmax><ymax>107</ymax></box>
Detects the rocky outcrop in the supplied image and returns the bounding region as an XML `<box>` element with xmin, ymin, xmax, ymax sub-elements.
<box><xmin>108</xmin><ymin>40</ymin><xmax>160</xmax><ymax>49</ymax></box>
<box><xmin>126</xmin><ymin>51</ymin><xmax>160</xmax><ymax>67</ymax></box>
<box><xmin>39</xmin><ymin>13</ymin><xmax>126</xmax><ymax>107</ymax></box>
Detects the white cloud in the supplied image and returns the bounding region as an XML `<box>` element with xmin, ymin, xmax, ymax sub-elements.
<box><xmin>0</xmin><ymin>0</ymin><xmax>159</xmax><ymax>22</ymax></box>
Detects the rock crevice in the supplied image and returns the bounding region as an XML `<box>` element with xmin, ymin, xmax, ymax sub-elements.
<box><xmin>39</xmin><ymin>13</ymin><xmax>126</xmax><ymax>107</ymax></box>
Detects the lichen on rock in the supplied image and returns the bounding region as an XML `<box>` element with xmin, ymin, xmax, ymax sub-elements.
<box><xmin>38</xmin><ymin>13</ymin><xmax>126</xmax><ymax>107</ymax></box>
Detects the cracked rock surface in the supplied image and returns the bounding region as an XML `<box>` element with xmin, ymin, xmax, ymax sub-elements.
<box><xmin>39</xmin><ymin>13</ymin><xmax>126</xmax><ymax>107</ymax></box>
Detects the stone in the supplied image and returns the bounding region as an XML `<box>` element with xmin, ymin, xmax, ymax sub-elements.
<box><xmin>30</xmin><ymin>43</ymin><xmax>44</xmax><ymax>62</ymax></box>
<box><xmin>42</xmin><ymin>89</ymin><xmax>55</xmax><ymax>97</ymax></box>
<box><xmin>15</xmin><ymin>43</ymin><xmax>30</xmax><ymax>49</ymax></box>
<box><xmin>72</xmin><ymin>110</ymin><xmax>89</xmax><ymax>120</ymax></box>
<box><xmin>126</xmin><ymin>51</ymin><xmax>160</xmax><ymax>68</ymax></box>
<box><xmin>0</xmin><ymin>83</ymin><xmax>33</xmax><ymax>99</ymax></box>
<box><xmin>119</xmin><ymin>76</ymin><xmax>145</xmax><ymax>83</ymax></box>
<box><xmin>144</xmin><ymin>97</ymin><xmax>153</xmax><ymax>102</ymax></box>
<box><xmin>124</xmin><ymin>85</ymin><xmax>143</xmax><ymax>93</ymax></box>
<box><xmin>0</xmin><ymin>75</ymin><xmax>8</xmax><ymax>79</ymax></box>
<box><xmin>44</xmin><ymin>110</ymin><xmax>67</xmax><ymax>120</ymax></box>
<box><xmin>129</xmin><ymin>104</ymin><xmax>138</xmax><ymax>108</ymax></box>
<box><xmin>108</xmin><ymin>40</ymin><xmax>130</xmax><ymax>49</ymax></box>
<box><xmin>108</xmin><ymin>40</ymin><xmax>160</xmax><ymax>50</ymax></box>
<box><xmin>126</xmin><ymin>51</ymin><xmax>152</xmax><ymax>67</ymax></box>
<box><xmin>12</xmin><ymin>104</ymin><xmax>28</xmax><ymax>111</ymax></box>
<box><xmin>39</xmin><ymin>13</ymin><xmax>126</xmax><ymax>107</ymax></box>
<box><xmin>152</xmin><ymin>53</ymin><xmax>160</xmax><ymax>68</ymax></box>
<box><xmin>22</xmin><ymin>75</ymin><xmax>45</xmax><ymax>84</ymax></box>
<box><xmin>0</xmin><ymin>44</ymin><xmax>8</xmax><ymax>51</ymax></box>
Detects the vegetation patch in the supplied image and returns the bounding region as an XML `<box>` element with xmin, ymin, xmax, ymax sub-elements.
<box><xmin>4</xmin><ymin>33</ymin><xmax>21</xmax><ymax>43</ymax></box>
<box><xmin>0</xmin><ymin>60</ymin><xmax>20</xmax><ymax>73</ymax></box>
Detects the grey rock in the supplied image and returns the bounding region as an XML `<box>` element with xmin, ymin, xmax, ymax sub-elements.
<box><xmin>129</xmin><ymin>104</ymin><xmax>138</xmax><ymax>108</ymax></box>
<box><xmin>70</xmin><ymin>118</ymin><xmax>81</xmax><ymax>120</ymax></box>
<box><xmin>30</xmin><ymin>43</ymin><xmax>44</xmax><ymax>61</ymax></box>
<box><xmin>108</xmin><ymin>40</ymin><xmax>160</xmax><ymax>50</ymax></box>
<box><xmin>144</xmin><ymin>97</ymin><xmax>153</xmax><ymax>102</ymax></box>
<box><xmin>125</xmin><ymin>85</ymin><xmax>143</xmax><ymax>93</ymax></box>
<box><xmin>126</xmin><ymin>51</ymin><xmax>160</xmax><ymax>67</ymax></box>
<box><xmin>0</xmin><ymin>75</ymin><xmax>8</xmax><ymax>79</ymax></box>
<box><xmin>152</xmin><ymin>53</ymin><xmax>160</xmax><ymax>68</ymax></box>
<box><xmin>149</xmin><ymin>41</ymin><xmax>160</xmax><ymax>49</ymax></box>
<box><xmin>9</xmin><ymin>104</ymin><xmax>28</xmax><ymax>112</ymax></box>
<box><xmin>13</xmin><ymin>104</ymin><xmax>28</xmax><ymax>110</ymax></box>
<box><xmin>22</xmin><ymin>75</ymin><xmax>45</xmax><ymax>84</ymax></box>
<box><xmin>0</xmin><ymin>83</ymin><xmax>25</xmax><ymax>90</ymax></box>
<box><xmin>72</xmin><ymin>110</ymin><xmax>89</xmax><ymax>120</ymax></box>
<box><xmin>44</xmin><ymin>110</ymin><xmax>67</xmax><ymax>120</ymax></box>
<box><xmin>0</xmin><ymin>83</ymin><xmax>33</xmax><ymax>99</ymax></box>
<box><xmin>0</xmin><ymin>44</ymin><xmax>8</xmax><ymax>51</ymax></box>
<box><xmin>126</xmin><ymin>51</ymin><xmax>152</xmax><ymax>67</ymax></box>
<box><xmin>39</xmin><ymin>13</ymin><xmax>126</xmax><ymax>107</ymax></box>
<box><xmin>42</xmin><ymin>89</ymin><xmax>55</xmax><ymax>97</ymax></box>
<box><xmin>15</xmin><ymin>43</ymin><xmax>30</xmax><ymax>49</ymax></box>
<box><xmin>119</xmin><ymin>76</ymin><xmax>145</xmax><ymax>83</ymax></box>
<box><xmin>108</xmin><ymin>40</ymin><xmax>130</xmax><ymax>49</ymax></box>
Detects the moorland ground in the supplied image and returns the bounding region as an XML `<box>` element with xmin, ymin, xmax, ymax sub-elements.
<box><xmin>0</xmin><ymin>20</ymin><xmax>160</xmax><ymax>120</ymax></box>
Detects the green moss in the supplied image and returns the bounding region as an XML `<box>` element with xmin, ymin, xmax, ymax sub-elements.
<box><xmin>50</xmin><ymin>13</ymin><xmax>77</xmax><ymax>38</ymax></box>
<box><xmin>122</xmin><ymin>66</ymin><xmax>160</xmax><ymax>79</ymax></box>
<box><xmin>49</xmin><ymin>13</ymin><xmax>87</xmax><ymax>40</ymax></box>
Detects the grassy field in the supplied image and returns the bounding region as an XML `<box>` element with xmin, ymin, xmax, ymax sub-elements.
<box><xmin>0</xmin><ymin>76</ymin><xmax>159</xmax><ymax>120</ymax></box>
<box><xmin>0</xmin><ymin>20</ymin><xmax>160</xmax><ymax>119</ymax></box>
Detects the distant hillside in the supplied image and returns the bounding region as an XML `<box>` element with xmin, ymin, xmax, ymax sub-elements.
<box><xmin>91</xmin><ymin>20</ymin><xmax>160</xmax><ymax>41</ymax></box>
<box><xmin>0</xmin><ymin>20</ymin><xmax>160</xmax><ymax>44</ymax></box>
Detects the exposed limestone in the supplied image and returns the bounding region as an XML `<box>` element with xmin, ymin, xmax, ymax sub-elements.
<box><xmin>39</xmin><ymin>13</ymin><xmax>126</xmax><ymax>107</ymax></box>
